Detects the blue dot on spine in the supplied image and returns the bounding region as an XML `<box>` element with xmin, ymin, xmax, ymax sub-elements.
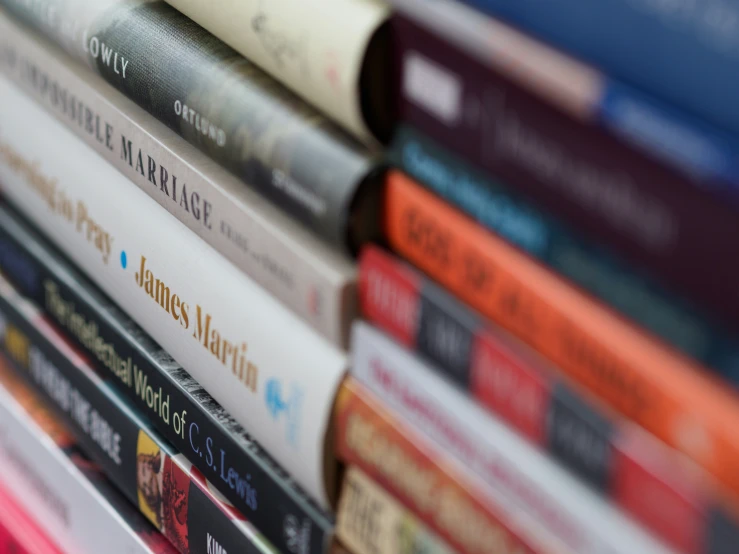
<box><xmin>120</xmin><ymin>251</ymin><xmax>127</xmax><ymax>269</ymax></box>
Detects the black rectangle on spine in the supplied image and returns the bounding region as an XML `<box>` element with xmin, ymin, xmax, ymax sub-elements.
<box><xmin>416</xmin><ymin>281</ymin><xmax>478</xmax><ymax>389</ymax></box>
<box><xmin>0</xmin><ymin>202</ymin><xmax>332</xmax><ymax>554</ymax></box>
<box><xmin>546</xmin><ymin>383</ymin><xmax>614</xmax><ymax>493</ymax></box>
<box><xmin>707</xmin><ymin>507</ymin><xmax>739</xmax><ymax>554</ymax></box>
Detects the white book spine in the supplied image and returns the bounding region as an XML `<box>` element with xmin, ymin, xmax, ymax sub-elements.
<box><xmin>0</xmin><ymin>13</ymin><xmax>357</xmax><ymax>349</ymax></box>
<box><xmin>0</xmin><ymin>375</ymin><xmax>163</xmax><ymax>554</ymax></box>
<box><xmin>163</xmin><ymin>0</ymin><xmax>389</xmax><ymax>142</ymax></box>
<box><xmin>350</xmin><ymin>321</ymin><xmax>673</xmax><ymax>554</ymax></box>
<box><xmin>0</xmin><ymin>75</ymin><xmax>347</xmax><ymax>508</ymax></box>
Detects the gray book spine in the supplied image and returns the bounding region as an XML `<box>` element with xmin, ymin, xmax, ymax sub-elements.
<box><xmin>0</xmin><ymin>13</ymin><xmax>358</xmax><ymax>349</ymax></box>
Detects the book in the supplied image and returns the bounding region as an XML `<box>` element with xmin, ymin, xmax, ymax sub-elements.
<box><xmin>0</xmin><ymin>74</ymin><xmax>347</xmax><ymax>509</ymax></box>
<box><xmin>0</xmin><ymin>482</ymin><xmax>64</xmax><ymax>554</ymax></box>
<box><xmin>334</xmin><ymin>378</ymin><xmax>556</xmax><ymax>554</ymax></box>
<box><xmin>163</xmin><ymin>0</ymin><xmax>392</xmax><ymax>143</ymax></box>
<box><xmin>351</xmin><ymin>321</ymin><xmax>672</xmax><ymax>553</ymax></box>
<box><xmin>390</xmin><ymin>0</ymin><xmax>739</xmax><ymax>193</ymax></box>
<box><xmin>359</xmin><ymin>245</ymin><xmax>739</xmax><ymax>553</ymax></box>
<box><xmin>392</xmin><ymin>10</ymin><xmax>739</xmax><ymax>332</ymax></box>
<box><xmin>336</xmin><ymin>466</ymin><xmax>455</xmax><ymax>554</ymax></box>
<box><xmin>453</xmin><ymin>0</ymin><xmax>739</xmax><ymax>136</ymax></box>
<box><xmin>0</xmin><ymin>353</ymin><xmax>177</xmax><ymax>554</ymax></box>
<box><xmin>383</xmin><ymin>168</ymin><xmax>739</xmax><ymax>501</ymax></box>
<box><xmin>0</xmin><ymin>0</ymin><xmax>381</xmax><ymax>254</ymax></box>
<box><xmin>0</xmin><ymin>202</ymin><xmax>335</xmax><ymax>554</ymax></box>
<box><xmin>0</xmin><ymin>14</ymin><xmax>358</xmax><ymax>348</ymax></box>
<box><xmin>0</xmin><ymin>272</ymin><xmax>279</xmax><ymax>554</ymax></box>
<box><xmin>389</xmin><ymin>126</ymin><xmax>739</xmax><ymax>376</ymax></box>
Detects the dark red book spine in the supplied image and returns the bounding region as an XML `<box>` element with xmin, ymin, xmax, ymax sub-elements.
<box><xmin>393</xmin><ymin>13</ymin><xmax>739</xmax><ymax>332</ymax></box>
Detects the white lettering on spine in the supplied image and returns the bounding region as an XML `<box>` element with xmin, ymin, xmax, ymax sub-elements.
<box><xmin>207</xmin><ymin>533</ymin><xmax>227</xmax><ymax>554</ymax></box>
<box><xmin>171</xmin><ymin>100</ymin><xmax>227</xmax><ymax>147</ymax></box>
<box><xmin>84</xmin><ymin>34</ymin><xmax>130</xmax><ymax>79</ymax></box>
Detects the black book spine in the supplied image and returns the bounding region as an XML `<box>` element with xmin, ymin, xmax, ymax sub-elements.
<box><xmin>0</xmin><ymin>274</ymin><xmax>273</xmax><ymax>554</ymax></box>
<box><xmin>0</xmin><ymin>0</ymin><xmax>380</xmax><ymax>253</ymax></box>
<box><xmin>0</xmin><ymin>203</ymin><xmax>333</xmax><ymax>554</ymax></box>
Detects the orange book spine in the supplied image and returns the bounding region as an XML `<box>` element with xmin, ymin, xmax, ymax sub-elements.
<box><xmin>384</xmin><ymin>169</ymin><xmax>739</xmax><ymax>497</ymax></box>
<box><xmin>333</xmin><ymin>378</ymin><xmax>554</xmax><ymax>554</ymax></box>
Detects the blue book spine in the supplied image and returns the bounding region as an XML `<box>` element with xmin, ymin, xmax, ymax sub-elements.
<box><xmin>460</xmin><ymin>0</ymin><xmax>739</xmax><ymax>136</ymax></box>
<box><xmin>596</xmin><ymin>80</ymin><xmax>739</xmax><ymax>194</ymax></box>
<box><xmin>392</xmin><ymin>125</ymin><xmax>739</xmax><ymax>384</ymax></box>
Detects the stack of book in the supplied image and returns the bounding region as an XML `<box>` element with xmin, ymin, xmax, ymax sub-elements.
<box><xmin>0</xmin><ymin>0</ymin><xmax>737</xmax><ymax>553</ymax></box>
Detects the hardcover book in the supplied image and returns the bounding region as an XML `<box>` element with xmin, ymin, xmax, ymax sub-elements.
<box><xmin>0</xmin><ymin>0</ymin><xmax>382</xmax><ymax>254</ymax></box>
<box><xmin>164</xmin><ymin>0</ymin><xmax>393</xmax><ymax>143</ymax></box>
<box><xmin>0</xmin><ymin>15</ymin><xmax>358</xmax><ymax>348</ymax></box>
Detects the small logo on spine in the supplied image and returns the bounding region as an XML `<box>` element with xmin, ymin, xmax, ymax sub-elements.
<box><xmin>265</xmin><ymin>379</ymin><xmax>304</xmax><ymax>447</ymax></box>
<box><xmin>283</xmin><ymin>514</ymin><xmax>310</xmax><ymax>554</ymax></box>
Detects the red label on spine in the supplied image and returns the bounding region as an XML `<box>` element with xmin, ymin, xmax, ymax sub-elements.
<box><xmin>611</xmin><ymin>430</ymin><xmax>705</xmax><ymax>554</ymax></box>
<box><xmin>359</xmin><ymin>246</ymin><xmax>421</xmax><ymax>349</ymax></box>
<box><xmin>470</xmin><ymin>332</ymin><xmax>549</xmax><ymax>446</ymax></box>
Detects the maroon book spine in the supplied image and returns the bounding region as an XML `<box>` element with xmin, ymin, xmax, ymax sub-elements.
<box><xmin>393</xmin><ymin>13</ymin><xmax>739</xmax><ymax>332</ymax></box>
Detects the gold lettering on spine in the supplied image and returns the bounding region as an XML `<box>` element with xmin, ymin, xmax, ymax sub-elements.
<box><xmin>134</xmin><ymin>255</ymin><xmax>257</xmax><ymax>393</ymax></box>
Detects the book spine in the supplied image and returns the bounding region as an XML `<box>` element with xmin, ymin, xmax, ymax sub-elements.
<box><xmin>0</xmin><ymin>0</ymin><xmax>378</xmax><ymax>253</ymax></box>
<box><xmin>163</xmin><ymin>0</ymin><xmax>391</xmax><ymax>143</ymax></box>
<box><xmin>0</xmin><ymin>15</ymin><xmax>357</xmax><ymax>349</ymax></box>
<box><xmin>358</xmin><ymin>244</ymin><xmax>739</xmax><ymax>554</ymax></box>
<box><xmin>0</xmin><ymin>356</ymin><xmax>176</xmax><ymax>554</ymax></box>
<box><xmin>351</xmin><ymin>321</ymin><xmax>670</xmax><ymax>554</ymax></box>
<box><xmin>390</xmin><ymin>126</ymin><xmax>739</xmax><ymax>375</ymax></box>
<box><xmin>0</xmin><ymin>273</ymin><xmax>278</xmax><ymax>554</ymax></box>
<box><xmin>0</xmin><ymin>75</ymin><xmax>347</xmax><ymax>509</ymax></box>
<box><xmin>0</xmin><ymin>482</ymin><xmax>64</xmax><ymax>554</ymax></box>
<box><xmin>336</xmin><ymin>466</ymin><xmax>455</xmax><ymax>554</ymax></box>
<box><xmin>334</xmin><ymin>379</ymin><xmax>554</xmax><ymax>554</ymax></box>
<box><xmin>390</xmin><ymin>0</ymin><xmax>739</xmax><ymax>195</ymax></box>
<box><xmin>393</xmin><ymin>13</ymin><xmax>739</xmax><ymax>331</ymax></box>
<box><xmin>454</xmin><ymin>0</ymin><xmax>739</xmax><ymax>136</ymax></box>
<box><xmin>384</xmin><ymin>168</ymin><xmax>739</xmax><ymax>501</ymax></box>
<box><xmin>0</xmin><ymin>203</ymin><xmax>333</xmax><ymax>554</ymax></box>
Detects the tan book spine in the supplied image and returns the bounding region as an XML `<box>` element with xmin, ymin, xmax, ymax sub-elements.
<box><xmin>337</xmin><ymin>466</ymin><xmax>455</xmax><ymax>554</ymax></box>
